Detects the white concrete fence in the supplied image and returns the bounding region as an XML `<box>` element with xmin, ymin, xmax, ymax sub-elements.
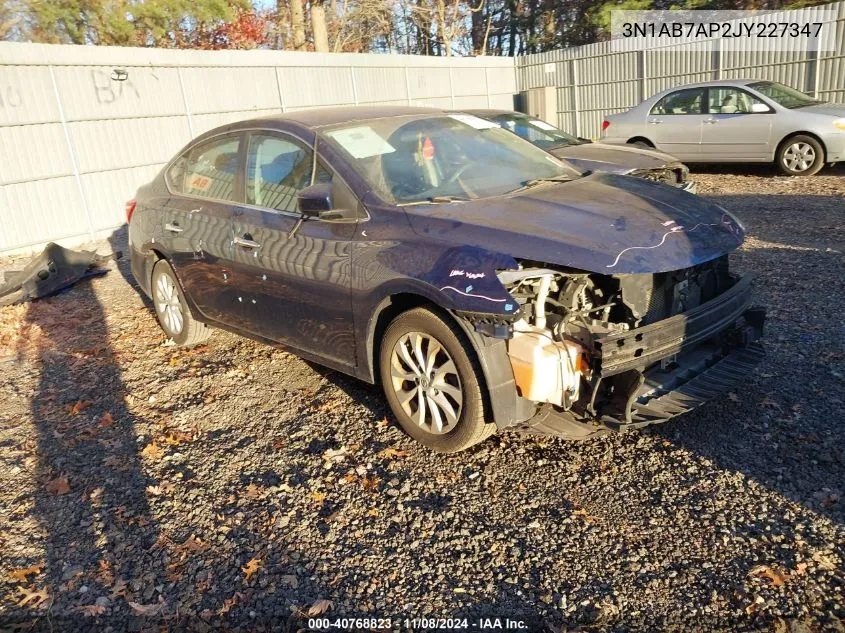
<box><xmin>0</xmin><ymin>44</ymin><xmax>515</xmax><ymax>254</ymax></box>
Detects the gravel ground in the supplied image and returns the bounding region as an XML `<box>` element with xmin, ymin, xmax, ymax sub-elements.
<box><xmin>0</xmin><ymin>166</ymin><xmax>843</xmax><ymax>633</ymax></box>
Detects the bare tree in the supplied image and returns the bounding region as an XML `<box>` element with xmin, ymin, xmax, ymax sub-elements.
<box><xmin>290</xmin><ymin>0</ymin><xmax>306</xmax><ymax>48</ymax></box>
<box><xmin>311</xmin><ymin>0</ymin><xmax>329</xmax><ymax>51</ymax></box>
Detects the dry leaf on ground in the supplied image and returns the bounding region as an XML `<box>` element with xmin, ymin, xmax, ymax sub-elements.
<box><xmin>9</xmin><ymin>564</ymin><xmax>42</xmax><ymax>583</ymax></box>
<box><xmin>17</xmin><ymin>586</ymin><xmax>51</xmax><ymax>608</ymax></box>
<box><xmin>128</xmin><ymin>600</ymin><xmax>163</xmax><ymax>616</ymax></box>
<box><xmin>307</xmin><ymin>598</ymin><xmax>333</xmax><ymax>616</ymax></box>
<box><xmin>378</xmin><ymin>447</ymin><xmax>409</xmax><ymax>459</ymax></box>
<box><xmin>749</xmin><ymin>564</ymin><xmax>789</xmax><ymax>587</ymax></box>
<box><xmin>74</xmin><ymin>603</ymin><xmax>106</xmax><ymax>616</ymax></box>
<box><xmin>141</xmin><ymin>442</ymin><xmax>163</xmax><ymax>460</ymax></box>
<box><xmin>242</xmin><ymin>557</ymin><xmax>262</xmax><ymax>580</ymax></box>
<box><xmin>45</xmin><ymin>473</ymin><xmax>70</xmax><ymax>495</ymax></box>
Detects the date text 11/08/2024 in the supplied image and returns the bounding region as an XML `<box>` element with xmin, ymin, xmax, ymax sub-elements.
<box><xmin>307</xmin><ymin>617</ymin><xmax>528</xmax><ymax>630</ymax></box>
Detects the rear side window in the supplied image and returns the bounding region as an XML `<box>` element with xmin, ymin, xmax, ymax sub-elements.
<box><xmin>166</xmin><ymin>135</ymin><xmax>241</xmax><ymax>202</ymax></box>
<box><xmin>651</xmin><ymin>88</ymin><xmax>705</xmax><ymax>115</ymax></box>
<box><xmin>246</xmin><ymin>134</ymin><xmax>313</xmax><ymax>212</ymax></box>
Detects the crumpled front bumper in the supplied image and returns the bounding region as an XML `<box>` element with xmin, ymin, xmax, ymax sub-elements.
<box><xmin>510</xmin><ymin>277</ymin><xmax>766</xmax><ymax>439</ymax></box>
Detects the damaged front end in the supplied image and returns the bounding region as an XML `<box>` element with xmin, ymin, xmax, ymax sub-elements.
<box><xmin>467</xmin><ymin>256</ymin><xmax>765</xmax><ymax>439</ymax></box>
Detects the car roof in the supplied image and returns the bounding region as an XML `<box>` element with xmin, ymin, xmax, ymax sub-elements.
<box><xmin>462</xmin><ymin>108</ymin><xmax>524</xmax><ymax>118</ymax></box>
<box><xmin>249</xmin><ymin>105</ymin><xmax>445</xmax><ymax>129</ymax></box>
<box><xmin>656</xmin><ymin>78</ymin><xmax>765</xmax><ymax>92</ymax></box>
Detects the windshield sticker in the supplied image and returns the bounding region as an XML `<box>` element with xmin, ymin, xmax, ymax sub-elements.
<box><xmin>531</xmin><ymin>119</ymin><xmax>557</xmax><ymax>131</ymax></box>
<box><xmin>326</xmin><ymin>126</ymin><xmax>395</xmax><ymax>159</ymax></box>
<box><xmin>448</xmin><ymin>114</ymin><xmax>500</xmax><ymax>130</ymax></box>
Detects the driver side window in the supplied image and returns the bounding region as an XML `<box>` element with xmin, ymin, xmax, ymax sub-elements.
<box><xmin>246</xmin><ymin>133</ymin><xmax>313</xmax><ymax>212</ymax></box>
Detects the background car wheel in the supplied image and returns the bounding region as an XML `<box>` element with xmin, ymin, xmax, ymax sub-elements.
<box><xmin>151</xmin><ymin>259</ymin><xmax>211</xmax><ymax>347</ymax></box>
<box><xmin>777</xmin><ymin>135</ymin><xmax>824</xmax><ymax>176</ymax></box>
<box><xmin>379</xmin><ymin>307</ymin><xmax>496</xmax><ymax>453</ymax></box>
<box><xmin>628</xmin><ymin>140</ymin><xmax>653</xmax><ymax>149</ymax></box>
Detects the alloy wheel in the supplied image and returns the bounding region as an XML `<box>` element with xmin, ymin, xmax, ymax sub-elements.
<box><xmin>389</xmin><ymin>331</ymin><xmax>462</xmax><ymax>434</ymax></box>
<box><xmin>155</xmin><ymin>273</ymin><xmax>184</xmax><ymax>335</ymax></box>
<box><xmin>782</xmin><ymin>142</ymin><xmax>816</xmax><ymax>173</ymax></box>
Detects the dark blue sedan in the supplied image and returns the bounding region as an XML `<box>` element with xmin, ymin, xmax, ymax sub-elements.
<box><xmin>127</xmin><ymin>106</ymin><xmax>765</xmax><ymax>452</ymax></box>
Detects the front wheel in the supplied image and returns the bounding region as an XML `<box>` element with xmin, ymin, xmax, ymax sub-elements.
<box><xmin>379</xmin><ymin>307</ymin><xmax>495</xmax><ymax>453</ymax></box>
<box><xmin>777</xmin><ymin>135</ymin><xmax>824</xmax><ymax>176</ymax></box>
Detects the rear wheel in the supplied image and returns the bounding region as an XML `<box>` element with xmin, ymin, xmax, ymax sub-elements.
<box><xmin>777</xmin><ymin>135</ymin><xmax>824</xmax><ymax>176</ymax></box>
<box><xmin>379</xmin><ymin>307</ymin><xmax>495</xmax><ymax>453</ymax></box>
<box><xmin>628</xmin><ymin>139</ymin><xmax>653</xmax><ymax>149</ymax></box>
<box><xmin>151</xmin><ymin>259</ymin><xmax>211</xmax><ymax>347</ymax></box>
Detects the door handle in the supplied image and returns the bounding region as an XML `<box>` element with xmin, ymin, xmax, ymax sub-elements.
<box><xmin>704</xmin><ymin>119</ymin><xmax>718</xmax><ymax>125</ymax></box>
<box><xmin>234</xmin><ymin>235</ymin><xmax>261</xmax><ymax>249</ymax></box>
<box><xmin>648</xmin><ymin>119</ymin><xmax>662</xmax><ymax>124</ymax></box>
<box><xmin>165</xmin><ymin>222</ymin><xmax>183</xmax><ymax>233</ymax></box>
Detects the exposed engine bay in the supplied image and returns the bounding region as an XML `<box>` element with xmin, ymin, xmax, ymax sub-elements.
<box><xmin>494</xmin><ymin>256</ymin><xmax>763</xmax><ymax>432</ymax></box>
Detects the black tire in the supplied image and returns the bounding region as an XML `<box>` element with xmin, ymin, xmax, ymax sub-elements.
<box><xmin>777</xmin><ymin>134</ymin><xmax>824</xmax><ymax>176</ymax></box>
<box><xmin>150</xmin><ymin>259</ymin><xmax>211</xmax><ymax>347</ymax></box>
<box><xmin>628</xmin><ymin>140</ymin><xmax>653</xmax><ymax>149</ymax></box>
<box><xmin>379</xmin><ymin>307</ymin><xmax>496</xmax><ymax>453</ymax></box>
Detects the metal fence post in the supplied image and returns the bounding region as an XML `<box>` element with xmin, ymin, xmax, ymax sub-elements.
<box><xmin>639</xmin><ymin>50</ymin><xmax>646</xmax><ymax>102</ymax></box>
<box><xmin>274</xmin><ymin>67</ymin><xmax>288</xmax><ymax>112</ymax></box>
<box><xmin>48</xmin><ymin>65</ymin><xmax>96</xmax><ymax>242</ymax></box>
<box><xmin>484</xmin><ymin>66</ymin><xmax>491</xmax><ymax>107</ymax></box>
<box><xmin>570</xmin><ymin>59</ymin><xmax>580</xmax><ymax>138</ymax></box>
<box><xmin>350</xmin><ymin>67</ymin><xmax>359</xmax><ymax>105</ymax></box>
<box><xmin>176</xmin><ymin>67</ymin><xmax>195</xmax><ymax>138</ymax></box>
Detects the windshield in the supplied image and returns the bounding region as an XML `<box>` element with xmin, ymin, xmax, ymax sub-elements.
<box><xmin>320</xmin><ymin>114</ymin><xmax>579</xmax><ymax>204</ymax></box>
<box><xmin>748</xmin><ymin>81</ymin><xmax>822</xmax><ymax>109</ymax></box>
<box><xmin>491</xmin><ymin>113</ymin><xmax>582</xmax><ymax>149</ymax></box>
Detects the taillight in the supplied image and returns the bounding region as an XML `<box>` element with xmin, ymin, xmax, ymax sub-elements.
<box><xmin>601</xmin><ymin>120</ymin><xmax>610</xmax><ymax>131</ymax></box>
<box><xmin>126</xmin><ymin>199</ymin><xmax>137</xmax><ymax>223</ymax></box>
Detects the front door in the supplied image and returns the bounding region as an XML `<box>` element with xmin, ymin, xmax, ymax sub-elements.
<box><xmin>700</xmin><ymin>87</ymin><xmax>774</xmax><ymax>160</ymax></box>
<box><xmin>229</xmin><ymin>131</ymin><xmax>357</xmax><ymax>366</ymax></box>
<box><xmin>647</xmin><ymin>87</ymin><xmax>707</xmax><ymax>160</ymax></box>
<box><xmin>161</xmin><ymin>133</ymin><xmax>242</xmax><ymax>326</ymax></box>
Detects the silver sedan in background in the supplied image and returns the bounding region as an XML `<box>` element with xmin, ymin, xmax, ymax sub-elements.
<box><xmin>601</xmin><ymin>79</ymin><xmax>845</xmax><ymax>176</ymax></box>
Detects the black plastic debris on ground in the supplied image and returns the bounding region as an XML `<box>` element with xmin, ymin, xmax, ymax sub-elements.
<box><xmin>0</xmin><ymin>242</ymin><xmax>113</xmax><ymax>306</ymax></box>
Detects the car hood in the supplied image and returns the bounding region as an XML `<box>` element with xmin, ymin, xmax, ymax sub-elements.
<box><xmin>796</xmin><ymin>102</ymin><xmax>845</xmax><ymax>117</ymax></box>
<box><xmin>549</xmin><ymin>142</ymin><xmax>680</xmax><ymax>174</ymax></box>
<box><xmin>404</xmin><ymin>172</ymin><xmax>744</xmax><ymax>274</ymax></box>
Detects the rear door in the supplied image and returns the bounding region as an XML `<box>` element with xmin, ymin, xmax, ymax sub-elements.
<box><xmin>161</xmin><ymin>133</ymin><xmax>243</xmax><ymax>326</ymax></box>
<box><xmin>646</xmin><ymin>87</ymin><xmax>708</xmax><ymax>159</ymax></box>
<box><xmin>229</xmin><ymin>130</ymin><xmax>358</xmax><ymax>366</ymax></box>
<box><xmin>700</xmin><ymin>86</ymin><xmax>774</xmax><ymax>160</ymax></box>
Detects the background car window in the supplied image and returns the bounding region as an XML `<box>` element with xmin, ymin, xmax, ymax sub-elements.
<box><xmin>246</xmin><ymin>134</ymin><xmax>313</xmax><ymax>212</ymax></box>
<box><xmin>709</xmin><ymin>88</ymin><xmax>765</xmax><ymax>114</ymax></box>
<box><xmin>651</xmin><ymin>89</ymin><xmax>705</xmax><ymax>115</ymax></box>
<box><xmin>178</xmin><ymin>136</ymin><xmax>240</xmax><ymax>201</ymax></box>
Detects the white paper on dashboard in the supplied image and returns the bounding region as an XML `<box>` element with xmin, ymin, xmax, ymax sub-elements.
<box><xmin>326</xmin><ymin>126</ymin><xmax>396</xmax><ymax>159</ymax></box>
<box><xmin>448</xmin><ymin>114</ymin><xmax>500</xmax><ymax>129</ymax></box>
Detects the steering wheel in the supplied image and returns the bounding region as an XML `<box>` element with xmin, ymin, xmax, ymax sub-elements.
<box><xmin>443</xmin><ymin>162</ymin><xmax>475</xmax><ymax>186</ymax></box>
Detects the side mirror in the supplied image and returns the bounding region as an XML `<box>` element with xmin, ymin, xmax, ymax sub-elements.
<box><xmin>297</xmin><ymin>183</ymin><xmax>332</xmax><ymax>217</ymax></box>
<box><xmin>751</xmin><ymin>103</ymin><xmax>771</xmax><ymax>113</ymax></box>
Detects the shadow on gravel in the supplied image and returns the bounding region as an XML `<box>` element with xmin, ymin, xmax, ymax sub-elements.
<box><xmin>688</xmin><ymin>162</ymin><xmax>845</xmax><ymax>177</ymax></box>
<box><xmin>24</xmin><ymin>271</ymin><xmax>163</xmax><ymax>628</ymax></box>
<box><xmin>655</xmin><ymin>192</ymin><xmax>844</xmax><ymax>527</ymax></box>
<box><xmin>108</xmin><ymin>225</ymin><xmax>152</xmax><ymax>311</ymax></box>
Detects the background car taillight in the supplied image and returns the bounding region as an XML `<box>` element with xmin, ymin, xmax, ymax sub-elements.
<box><xmin>601</xmin><ymin>120</ymin><xmax>610</xmax><ymax>131</ymax></box>
<box><xmin>126</xmin><ymin>199</ymin><xmax>137</xmax><ymax>223</ymax></box>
